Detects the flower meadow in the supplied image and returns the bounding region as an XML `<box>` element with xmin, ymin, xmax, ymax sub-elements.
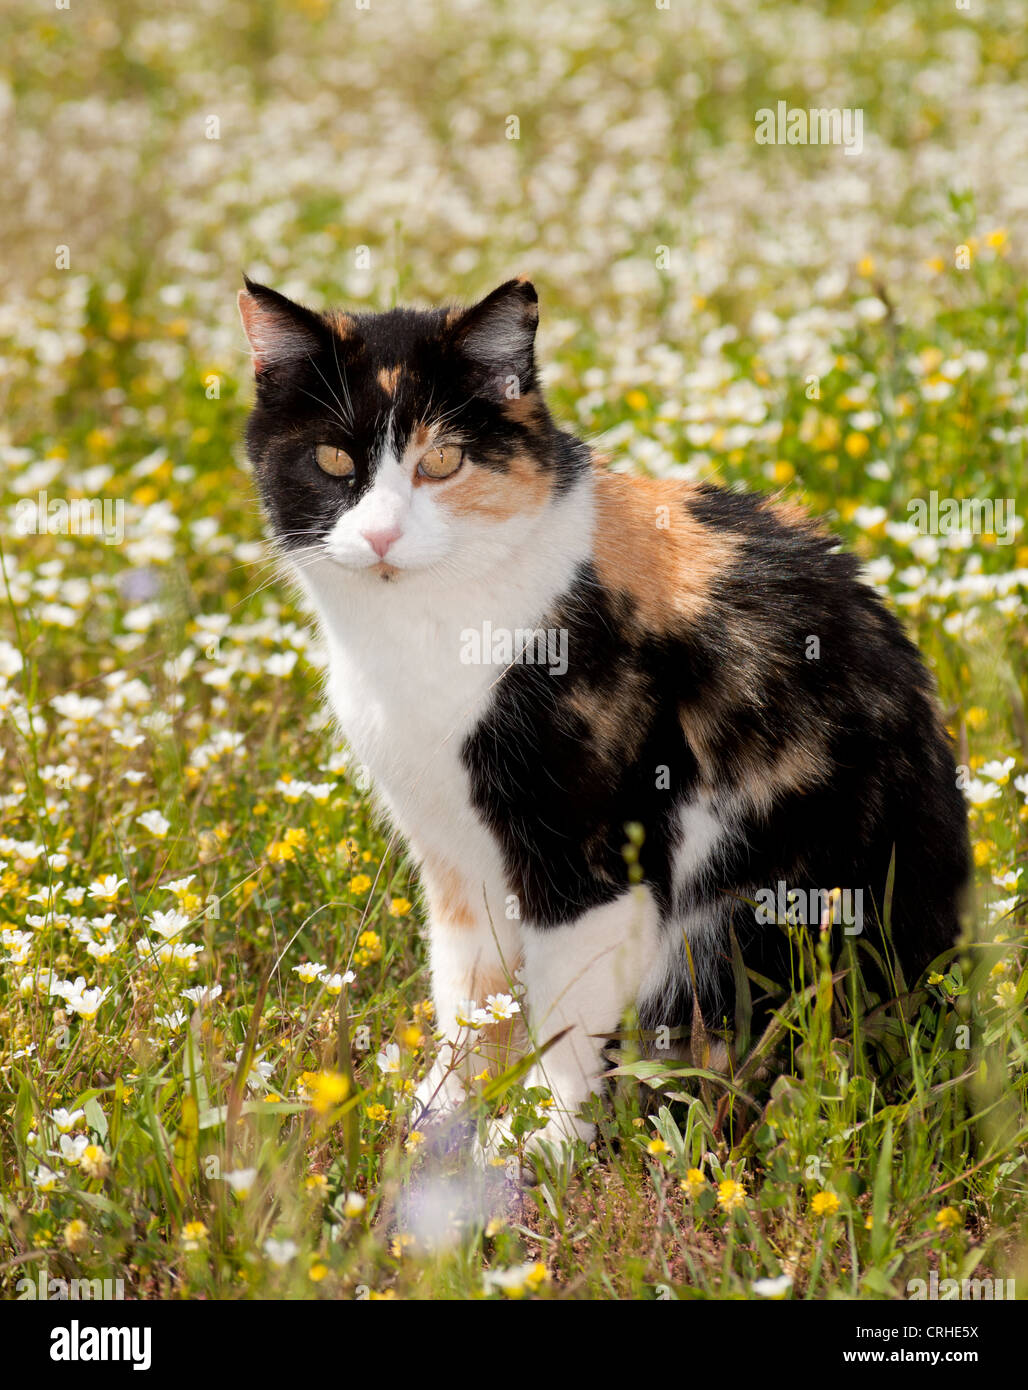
<box><xmin>1</xmin><ymin>0</ymin><xmax>1026</xmax><ymax>1301</ymax></box>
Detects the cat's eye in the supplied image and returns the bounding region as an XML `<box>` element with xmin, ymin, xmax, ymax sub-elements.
<box><xmin>417</xmin><ymin>444</ymin><xmax>463</xmax><ymax>480</ymax></box>
<box><xmin>315</xmin><ymin>444</ymin><xmax>355</xmax><ymax>480</ymax></box>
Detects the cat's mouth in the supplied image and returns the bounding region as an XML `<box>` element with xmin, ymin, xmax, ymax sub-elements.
<box><xmin>371</xmin><ymin>561</ymin><xmax>400</xmax><ymax>581</ymax></box>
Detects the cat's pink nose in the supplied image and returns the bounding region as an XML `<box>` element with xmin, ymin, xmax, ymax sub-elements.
<box><xmin>361</xmin><ymin>525</ymin><xmax>403</xmax><ymax>559</ymax></box>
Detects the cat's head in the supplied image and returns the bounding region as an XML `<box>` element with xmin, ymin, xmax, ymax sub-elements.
<box><xmin>238</xmin><ymin>275</ymin><xmax>586</xmax><ymax>583</ymax></box>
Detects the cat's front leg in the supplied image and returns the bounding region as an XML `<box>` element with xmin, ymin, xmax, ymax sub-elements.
<box><xmin>412</xmin><ymin>858</ymin><xmax>524</xmax><ymax>1125</ymax></box>
<box><xmin>503</xmin><ymin>888</ymin><xmax>662</xmax><ymax>1155</ymax></box>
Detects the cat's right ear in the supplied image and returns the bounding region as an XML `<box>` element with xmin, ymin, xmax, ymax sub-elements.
<box><xmin>237</xmin><ymin>276</ymin><xmax>325</xmax><ymax>376</ymax></box>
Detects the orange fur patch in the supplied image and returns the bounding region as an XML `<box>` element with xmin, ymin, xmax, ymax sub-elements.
<box><xmin>592</xmin><ymin>469</ymin><xmax>737</xmax><ymax>630</ymax></box>
<box><xmin>377</xmin><ymin>365</ymin><xmax>401</xmax><ymax>396</ymax></box>
<box><xmin>420</xmin><ymin>858</ymin><xmax>475</xmax><ymax>929</ymax></box>
<box><xmin>435</xmin><ymin>452</ymin><xmax>552</xmax><ymax>521</ymax></box>
<box><xmin>501</xmin><ymin>390</ymin><xmax>545</xmax><ymax>428</ymax></box>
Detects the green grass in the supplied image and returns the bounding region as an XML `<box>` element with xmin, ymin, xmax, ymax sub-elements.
<box><xmin>0</xmin><ymin>0</ymin><xmax>1026</xmax><ymax>1300</ymax></box>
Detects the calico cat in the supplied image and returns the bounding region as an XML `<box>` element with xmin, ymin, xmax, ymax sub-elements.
<box><xmin>238</xmin><ymin>274</ymin><xmax>970</xmax><ymax>1153</ymax></box>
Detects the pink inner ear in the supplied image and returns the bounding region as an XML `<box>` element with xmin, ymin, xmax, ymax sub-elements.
<box><xmin>238</xmin><ymin>290</ymin><xmax>273</xmax><ymax>374</ymax></box>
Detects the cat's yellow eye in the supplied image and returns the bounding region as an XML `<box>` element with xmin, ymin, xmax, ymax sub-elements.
<box><xmin>417</xmin><ymin>444</ymin><xmax>463</xmax><ymax>480</ymax></box>
<box><xmin>315</xmin><ymin>444</ymin><xmax>355</xmax><ymax>479</ymax></box>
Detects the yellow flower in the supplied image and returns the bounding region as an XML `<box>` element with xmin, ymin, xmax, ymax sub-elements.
<box><xmin>63</xmin><ymin>1219</ymin><xmax>89</xmax><ymax>1254</ymax></box>
<box><xmin>682</xmin><ymin>1168</ymin><xmax>707</xmax><ymax>1198</ymax></box>
<box><xmin>811</xmin><ymin>1190</ymin><xmax>841</xmax><ymax>1218</ymax></box>
<box><xmin>924</xmin><ymin>256</ymin><xmax>944</xmax><ymax>275</ymax></box>
<box><xmin>844</xmin><ymin>431</ymin><xmax>870</xmax><ymax>459</ymax></box>
<box><xmin>365</xmin><ymin>1103</ymin><xmax>388</xmax><ymax>1122</ymax></box>
<box><xmin>305</xmin><ymin>1174</ymin><xmax>329</xmax><ymax>1197</ymax></box>
<box><xmin>985</xmin><ymin>228</ymin><xmax>1008</xmax><ymax>253</ymax></box>
<box><xmin>935</xmin><ymin>1206</ymin><xmax>962</xmax><ymax>1232</ymax></box>
<box><xmin>81</xmin><ymin>1144</ymin><xmax>110</xmax><ymax>1180</ymax></box>
<box><xmin>717</xmin><ymin>1179</ymin><xmax>746</xmax><ymax>1211</ymax></box>
<box><xmin>857</xmin><ymin>255</ymin><xmax>875</xmax><ymax>277</ymax></box>
<box><xmin>307</xmin><ymin>1070</ymin><xmax>350</xmax><ymax>1115</ymax></box>
<box><xmin>405</xmin><ymin>1129</ymin><xmax>425</xmax><ymax>1153</ymax></box>
<box><xmin>625</xmin><ymin>389</ymin><xmax>648</xmax><ymax>412</ymax></box>
<box><xmin>965</xmin><ymin>706</ymin><xmax>988</xmax><ymax>731</ymax></box>
<box><xmin>350</xmin><ymin>874</ymin><xmax>373</xmax><ymax>895</ymax></box>
<box><xmin>308</xmin><ymin>1262</ymin><xmax>328</xmax><ymax>1282</ymax></box>
<box><xmin>972</xmin><ymin>840</ymin><xmax>995</xmax><ymax>869</ymax></box>
<box><xmin>390</xmin><ymin>897</ymin><xmax>413</xmax><ymax>917</ymax></box>
<box><xmin>181</xmin><ymin>1221</ymin><xmax>208</xmax><ymax>1250</ymax></box>
<box><xmin>400</xmin><ymin>1023</ymin><xmax>423</xmax><ymax>1050</ymax></box>
<box><xmin>267</xmin><ymin>839</ymin><xmax>295</xmax><ymax>863</ymax></box>
<box><xmin>771</xmin><ymin>460</ymin><xmax>796</xmax><ymax>484</ymax></box>
<box><xmin>927</xmin><ymin>972</ymin><xmax>945</xmax><ymax>986</ymax></box>
<box><xmin>647</xmin><ymin>1137</ymin><xmax>668</xmax><ymax>1157</ymax></box>
<box><xmin>284</xmin><ymin>826</ymin><xmax>307</xmax><ymax>850</ymax></box>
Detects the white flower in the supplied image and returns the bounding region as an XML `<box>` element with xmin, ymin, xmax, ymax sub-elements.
<box><xmin>343</xmin><ymin>1192</ymin><xmax>366</xmax><ymax>1218</ymax></box>
<box><xmin>963</xmin><ymin>778</ymin><xmax>1002</xmax><ymax>807</ymax></box>
<box><xmin>137</xmin><ymin>810</ymin><xmax>171</xmax><ymax>837</ymax></box>
<box><xmin>56</xmin><ymin>1134</ymin><xmax>89</xmax><ymax>1165</ymax></box>
<box><xmin>65</xmin><ymin>986</ymin><xmax>110</xmax><ymax>1020</ymax></box>
<box><xmin>484</xmin><ymin>993</ymin><xmax>520</xmax><ymax>1021</ymax></box>
<box><xmin>321</xmin><ymin>970</ymin><xmax>355</xmax><ymax>995</ymax></box>
<box><xmin>156</xmin><ymin>1010</ymin><xmax>187</xmax><ymax>1033</ymax></box>
<box><xmin>376</xmin><ymin>1042</ymin><xmax>402</xmax><ymax>1075</ymax></box>
<box><xmin>752</xmin><ymin>1273</ymin><xmax>794</xmax><ymax>1298</ymax></box>
<box><xmin>293</xmin><ymin>961</ymin><xmax>324</xmax><ymax>984</ymax></box>
<box><xmin>223</xmin><ymin>1167</ymin><xmax>258</xmax><ymax>1198</ymax></box>
<box><xmin>146</xmin><ymin>909</ymin><xmax>191</xmax><ymax>940</ymax></box>
<box><xmin>88</xmin><ymin>875</ymin><xmax>127</xmax><ymax>903</ymax></box>
<box><xmin>50</xmin><ymin>1107</ymin><xmax>84</xmax><ymax>1133</ymax></box>
<box><xmin>264</xmin><ymin>651</ymin><xmax>298</xmax><ymax>677</ymax></box>
<box><xmin>31</xmin><ymin>1164</ymin><xmax>60</xmax><ymax>1192</ymax></box>
<box><xmin>182</xmin><ymin>983</ymin><xmax>222</xmax><ymax>1007</ymax></box>
<box><xmin>263</xmin><ymin>1237</ymin><xmax>298</xmax><ymax>1267</ymax></box>
<box><xmin>981</xmin><ymin>758</ymin><xmax>1016</xmax><ymax>785</ymax></box>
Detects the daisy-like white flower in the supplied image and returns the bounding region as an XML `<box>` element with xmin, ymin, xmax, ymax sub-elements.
<box><xmin>86</xmin><ymin>939</ymin><xmax>118</xmax><ymax>963</ymax></box>
<box><xmin>182</xmin><ymin>983</ymin><xmax>222</xmax><ymax>1007</ymax></box>
<box><xmin>963</xmin><ymin>778</ymin><xmax>1002</xmax><ymax>807</ymax></box>
<box><xmin>293</xmin><ymin>960</ymin><xmax>325</xmax><ymax>984</ymax></box>
<box><xmin>163</xmin><ymin>875</ymin><xmax>196</xmax><ymax>895</ymax></box>
<box><xmin>320</xmin><ymin>970</ymin><xmax>355</xmax><ymax>995</ymax></box>
<box><xmin>376</xmin><ymin>1042</ymin><xmax>402</xmax><ymax>1075</ymax></box>
<box><xmin>56</xmin><ymin>1134</ymin><xmax>90</xmax><ymax>1165</ymax></box>
<box><xmin>343</xmin><ymin>1192</ymin><xmax>366</xmax><ymax>1218</ymax></box>
<box><xmin>223</xmin><ymin>1167</ymin><xmax>258</xmax><ymax>1199</ymax></box>
<box><xmin>65</xmin><ymin>985</ymin><xmax>111</xmax><ymax>1019</ymax></box>
<box><xmin>156</xmin><ymin>1010</ymin><xmax>188</xmax><ymax>1033</ymax></box>
<box><xmin>981</xmin><ymin>758</ymin><xmax>1016</xmax><ymax>785</ymax></box>
<box><xmin>31</xmin><ymin>1164</ymin><xmax>60</xmax><ymax>1192</ymax></box>
<box><xmin>144</xmin><ymin>912</ymin><xmax>193</xmax><ymax>944</ymax></box>
<box><xmin>88</xmin><ymin>875</ymin><xmax>127</xmax><ymax>903</ymax></box>
<box><xmin>752</xmin><ymin>1274</ymin><xmax>793</xmax><ymax>1298</ymax></box>
<box><xmin>264</xmin><ymin>1237</ymin><xmax>298</xmax><ymax>1267</ymax></box>
<box><xmin>265</xmin><ymin>651</ymin><xmax>298</xmax><ymax>677</ymax></box>
<box><xmin>455</xmin><ymin>1000</ymin><xmax>484</xmax><ymax>1029</ymax></box>
<box><xmin>137</xmin><ymin>810</ymin><xmax>171</xmax><ymax>837</ymax></box>
<box><xmin>484</xmin><ymin>993</ymin><xmax>520</xmax><ymax>1022</ymax></box>
<box><xmin>50</xmin><ymin>1107</ymin><xmax>85</xmax><ymax>1133</ymax></box>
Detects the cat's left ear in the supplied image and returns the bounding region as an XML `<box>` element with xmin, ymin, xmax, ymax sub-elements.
<box><xmin>237</xmin><ymin>275</ymin><xmax>326</xmax><ymax>375</ymax></box>
<box><xmin>451</xmin><ymin>277</ymin><xmax>538</xmax><ymax>398</ymax></box>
